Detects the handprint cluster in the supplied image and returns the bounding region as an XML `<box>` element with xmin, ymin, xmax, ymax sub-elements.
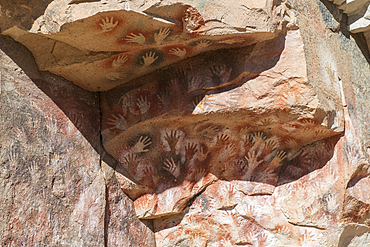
<box><xmin>242</xmin><ymin>132</ymin><xmax>286</xmax><ymax>182</ymax></box>
<box><xmin>159</xmin><ymin>129</ymin><xmax>205</xmax><ymax>183</ymax></box>
<box><xmin>210</xmin><ymin>131</ymin><xmax>287</xmax><ymax>183</ymax></box>
<box><xmin>288</xmin><ymin>138</ymin><xmax>335</xmax><ymax>180</ymax></box>
<box><xmin>107</xmin><ymin>90</ymin><xmax>163</xmax><ymax>136</ymax></box>
<box><xmin>119</xmin><ymin>135</ymin><xmax>153</xmax><ymax>182</ymax></box>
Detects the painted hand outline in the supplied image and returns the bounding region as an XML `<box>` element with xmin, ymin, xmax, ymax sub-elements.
<box><xmin>106</xmin><ymin>72</ymin><xmax>127</xmax><ymax>80</ymax></box>
<box><xmin>164</xmin><ymin>130</ymin><xmax>181</xmax><ymax>150</ymax></box>
<box><xmin>253</xmin><ymin>132</ymin><xmax>266</xmax><ymax>143</ymax></box>
<box><xmin>13</xmin><ymin>126</ymin><xmax>28</xmax><ymax>143</ymax></box>
<box><xmin>300</xmin><ymin>229</ymin><xmax>315</xmax><ymax>242</ymax></box>
<box><xmin>108</xmin><ymin>114</ymin><xmax>128</xmax><ymax>131</ymax></box>
<box><xmin>185</xmin><ymin>142</ymin><xmax>198</xmax><ymax>159</ymax></box>
<box><xmin>154</xmin><ymin>27</ymin><xmax>170</xmax><ymax>44</ymax></box>
<box><xmin>209</xmin><ymin>63</ymin><xmax>232</xmax><ymax>84</ymax></box>
<box><xmin>245</xmin><ymin>150</ymin><xmax>263</xmax><ymax>171</ymax></box>
<box><xmin>200</xmin><ymin>125</ymin><xmax>222</xmax><ymax>136</ymax></box>
<box><xmin>163</xmin><ymin>157</ymin><xmax>181</xmax><ymax>178</ymax></box>
<box><xmin>222</xmin><ymin>183</ymin><xmax>236</xmax><ymax>196</ymax></box>
<box><xmin>143</xmin><ymin>166</ymin><xmax>154</xmax><ymax>177</ymax></box>
<box><xmin>264</xmin><ymin>139</ymin><xmax>279</xmax><ymax>153</ymax></box>
<box><xmin>197</xmin><ymin>147</ymin><xmax>209</xmax><ymax>161</ymax></box>
<box><xmin>275</xmin><ymin>150</ymin><xmax>287</xmax><ymax>162</ymax></box>
<box><xmin>133</xmin><ymin>135</ymin><xmax>152</xmax><ymax>153</ymax></box>
<box><xmin>210</xmin><ymin>64</ymin><xmax>226</xmax><ymax>77</ymax></box>
<box><xmin>215</xmin><ymin>133</ymin><xmax>230</xmax><ymax>147</ymax></box>
<box><xmin>285</xmin><ymin>138</ymin><xmax>298</xmax><ymax>148</ymax></box>
<box><xmin>258</xmin><ymin>117</ymin><xmax>275</xmax><ymax>126</ymax></box>
<box><xmin>169</xmin><ymin>48</ymin><xmax>186</xmax><ymax>58</ymax></box>
<box><xmin>220</xmin><ymin>238</ymin><xmax>233</xmax><ymax>247</ymax></box>
<box><xmin>142</xmin><ymin>52</ymin><xmax>158</xmax><ymax>66</ymax></box>
<box><xmin>136</xmin><ymin>96</ymin><xmax>150</xmax><ymax>115</ymax></box>
<box><xmin>183</xmin><ymin>10</ymin><xmax>202</xmax><ymax>32</ymax></box>
<box><xmin>283</xmin><ymin>92</ymin><xmax>297</xmax><ymax>106</ymax></box>
<box><xmin>99</xmin><ymin>17</ymin><xmax>118</xmax><ymax>32</ymax></box>
<box><xmin>193</xmin><ymin>168</ymin><xmax>207</xmax><ymax>182</ymax></box>
<box><xmin>196</xmin><ymin>40</ymin><xmax>212</xmax><ymax>50</ymax></box>
<box><xmin>225</xmin><ymin>143</ymin><xmax>237</xmax><ymax>154</ymax></box>
<box><xmin>124</xmin><ymin>153</ymin><xmax>138</xmax><ymax>166</ymax></box>
<box><xmin>8</xmin><ymin>150</ymin><xmax>18</xmax><ymax>168</ymax></box>
<box><xmin>112</xmin><ymin>55</ymin><xmax>128</xmax><ymax>68</ymax></box>
<box><xmin>167</xmin><ymin>78</ymin><xmax>180</xmax><ymax>94</ymax></box>
<box><xmin>29</xmin><ymin>160</ymin><xmax>40</xmax><ymax>183</ymax></box>
<box><xmin>125</xmin><ymin>33</ymin><xmax>146</xmax><ymax>44</ymax></box>
<box><xmin>323</xmin><ymin>193</ymin><xmax>337</xmax><ymax>212</ymax></box>
<box><xmin>277</xmin><ymin>226</ymin><xmax>292</xmax><ymax>236</ymax></box>
<box><xmin>190</xmin><ymin>233</ymin><xmax>207</xmax><ymax>246</ymax></box>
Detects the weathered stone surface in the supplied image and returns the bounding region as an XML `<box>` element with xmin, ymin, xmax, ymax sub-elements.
<box><xmin>100</xmin><ymin>29</ymin><xmax>343</xmax><ymax>222</ymax></box>
<box><xmin>101</xmin><ymin>161</ymin><xmax>156</xmax><ymax>246</ymax></box>
<box><xmin>2</xmin><ymin>0</ymin><xmax>296</xmax><ymax>91</ymax></box>
<box><xmin>2</xmin><ymin>0</ymin><xmax>370</xmax><ymax>246</ymax></box>
<box><xmin>0</xmin><ymin>36</ymin><xmax>105</xmax><ymax>245</ymax></box>
<box><xmin>0</xmin><ymin>34</ymin><xmax>153</xmax><ymax>246</ymax></box>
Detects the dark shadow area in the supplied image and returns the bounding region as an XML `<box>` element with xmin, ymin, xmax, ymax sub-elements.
<box><xmin>0</xmin><ymin>0</ymin><xmax>54</xmax><ymax>31</ymax></box>
<box><xmin>278</xmin><ymin>135</ymin><xmax>341</xmax><ymax>186</ymax></box>
<box><xmin>346</xmin><ymin>162</ymin><xmax>370</xmax><ymax>189</ymax></box>
<box><xmin>338</xmin><ymin>223</ymin><xmax>370</xmax><ymax>247</ymax></box>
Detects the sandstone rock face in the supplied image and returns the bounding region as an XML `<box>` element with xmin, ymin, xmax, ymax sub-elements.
<box><xmin>1</xmin><ymin>0</ymin><xmax>370</xmax><ymax>246</ymax></box>
<box><xmin>2</xmin><ymin>0</ymin><xmax>294</xmax><ymax>91</ymax></box>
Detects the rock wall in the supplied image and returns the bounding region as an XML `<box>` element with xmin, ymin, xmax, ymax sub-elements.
<box><xmin>1</xmin><ymin>0</ymin><xmax>370</xmax><ymax>246</ymax></box>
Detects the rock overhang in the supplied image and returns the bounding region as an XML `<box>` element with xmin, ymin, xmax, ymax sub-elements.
<box><xmin>2</xmin><ymin>2</ymin><xmax>281</xmax><ymax>92</ymax></box>
<box><xmin>2</xmin><ymin>0</ymin><xmax>345</xmax><ymax>222</ymax></box>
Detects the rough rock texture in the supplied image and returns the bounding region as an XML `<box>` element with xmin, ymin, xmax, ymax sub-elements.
<box><xmin>0</xmin><ymin>37</ymin><xmax>105</xmax><ymax>245</ymax></box>
<box><xmin>324</xmin><ymin>0</ymin><xmax>370</xmax><ymax>58</ymax></box>
<box><xmin>0</xmin><ymin>30</ymin><xmax>154</xmax><ymax>246</ymax></box>
<box><xmin>2</xmin><ymin>0</ymin><xmax>294</xmax><ymax>91</ymax></box>
<box><xmin>2</xmin><ymin>0</ymin><xmax>370</xmax><ymax>246</ymax></box>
